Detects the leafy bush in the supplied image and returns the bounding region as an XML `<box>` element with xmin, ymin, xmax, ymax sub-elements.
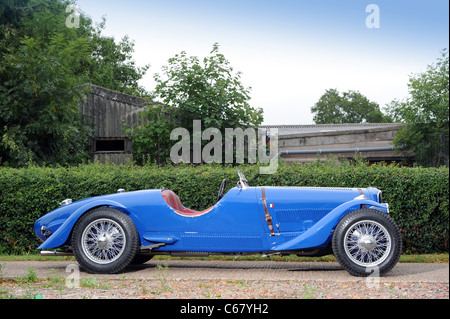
<box><xmin>0</xmin><ymin>161</ymin><xmax>448</xmax><ymax>254</ymax></box>
<box><xmin>0</xmin><ymin>0</ymin><xmax>149</xmax><ymax>167</ymax></box>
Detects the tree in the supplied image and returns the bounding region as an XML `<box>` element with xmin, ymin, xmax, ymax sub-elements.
<box><xmin>85</xmin><ymin>18</ymin><xmax>150</xmax><ymax>97</ymax></box>
<box><xmin>127</xmin><ymin>43</ymin><xmax>264</xmax><ymax>164</ymax></box>
<box><xmin>0</xmin><ymin>0</ymin><xmax>149</xmax><ymax>167</ymax></box>
<box><xmin>385</xmin><ymin>50</ymin><xmax>449</xmax><ymax>167</ymax></box>
<box><xmin>154</xmin><ymin>43</ymin><xmax>263</xmax><ymax>131</ymax></box>
<box><xmin>123</xmin><ymin>103</ymin><xmax>175</xmax><ymax>165</ymax></box>
<box><xmin>311</xmin><ymin>89</ymin><xmax>392</xmax><ymax>124</ymax></box>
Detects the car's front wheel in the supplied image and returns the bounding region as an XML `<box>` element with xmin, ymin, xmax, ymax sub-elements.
<box><xmin>71</xmin><ymin>207</ymin><xmax>140</xmax><ymax>274</ymax></box>
<box><xmin>332</xmin><ymin>209</ymin><xmax>402</xmax><ymax>277</ymax></box>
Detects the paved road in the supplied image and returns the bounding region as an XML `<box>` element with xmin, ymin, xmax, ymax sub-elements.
<box><xmin>1</xmin><ymin>260</ymin><xmax>448</xmax><ymax>283</ymax></box>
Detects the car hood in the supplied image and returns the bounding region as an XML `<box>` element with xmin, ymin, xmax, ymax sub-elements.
<box><xmin>257</xmin><ymin>186</ymin><xmax>380</xmax><ymax>205</ymax></box>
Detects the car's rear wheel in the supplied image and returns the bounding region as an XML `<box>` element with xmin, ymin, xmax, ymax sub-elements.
<box><xmin>71</xmin><ymin>207</ymin><xmax>139</xmax><ymax>274</ymax></box>
<box><xmin>332</xmin><ymin>209</ymin><xmax>402</xmax><ymax>277</ymax></box>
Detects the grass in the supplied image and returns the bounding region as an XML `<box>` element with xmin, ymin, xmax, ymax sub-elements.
<box><xmin>0</xmin><ymin>271</ymin><xmax>119</xmax><ymax>299</ymax></box>
<box><xmin>0</xmin><ymin>253</ymin><xmax>448</xmax><ymax>263</ymax></box>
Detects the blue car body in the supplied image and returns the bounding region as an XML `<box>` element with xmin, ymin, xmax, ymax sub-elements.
<box><xmin>35</xmin><ymin>184</ymin><xmax>388</xmax><ymax>255</ymax></box>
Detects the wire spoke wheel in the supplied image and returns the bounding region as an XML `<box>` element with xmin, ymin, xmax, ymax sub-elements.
<box><xmin>72</xmin><ymin>208</ymin><xmax>141</xmax><ymax>274</ymax></box>
<box><xmin>332</xmin><ymin>209</ymin><xmax>402</xmax><ymax>277</ymax></box>
<box><xmin>344</xmin><ymin>220</ymin><xmax>391</xmax><ymax>267</ymax></box>
<box><xmin>81</xmin><ymin>218</ymin><xmax>127</xmax><ymax>265</ymax></box>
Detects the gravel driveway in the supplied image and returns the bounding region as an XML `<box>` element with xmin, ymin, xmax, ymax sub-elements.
<box><xmin>0</xmin><ymin>260</ymin><xmax>448</xmax><ymax>299</ymax></box>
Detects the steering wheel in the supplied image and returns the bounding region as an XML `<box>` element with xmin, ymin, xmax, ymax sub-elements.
<box><xmin>216</xmin><ymin>179</ymin><xmax>227</xmax><ymax>202</ymax></box>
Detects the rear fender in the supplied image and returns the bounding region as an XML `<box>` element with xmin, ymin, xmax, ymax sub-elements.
<box><xmin>37</xmin><ymin>200</ymin><xmax>128</xmax><ymax>250</ymax></box>
<box><xmin>272</xmin><ymin>199</ymin><xmax>389</xmax><ymax>251</ymax></box>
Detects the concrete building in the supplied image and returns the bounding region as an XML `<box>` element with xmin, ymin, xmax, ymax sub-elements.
<box><xmin>261</xmin><ymin>123</ymin><xmax>410</xmax><ymax>164</ymax></box>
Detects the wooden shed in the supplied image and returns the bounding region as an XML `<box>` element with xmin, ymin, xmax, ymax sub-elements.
<box><xmin>80</xmin><ymin>85</ymin><xmax>150</xmax><ymax>164</ymax></box>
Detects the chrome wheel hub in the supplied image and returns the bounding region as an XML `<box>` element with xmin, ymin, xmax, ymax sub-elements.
<box><xmin>344</xmin><ymin>220</ymin><xmax>392</xmax><ymax>268</ymax></box>
<box><xmin>97</xmin><ymin>236</ymin><xmax>108</xmax><ymax>249</ymax></box>
<box><xmin>358</xmin><ymin>235</ymin><xmax>377</xmax><ymax>251</ymax></box>
<box><xmin>81</xmin><ymin>218</ymin><xmax>126</xmax><ymax>264</ymax></box>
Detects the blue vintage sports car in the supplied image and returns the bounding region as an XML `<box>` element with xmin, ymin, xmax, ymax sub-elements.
<box><xmin>34</xmin><ymin>169</ymin><xmax>402</xmax><ymax>276</ymax></box>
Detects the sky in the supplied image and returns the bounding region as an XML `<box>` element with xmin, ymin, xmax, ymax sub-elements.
<box><xmin>76</xmin><ymin>0</ymin><xmax>449</xmax><ymax>125</ymax></box>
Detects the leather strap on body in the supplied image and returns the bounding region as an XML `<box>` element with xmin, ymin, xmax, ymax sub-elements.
<box><xmin>357</xmin><ymin>188</ymin><xmax>367</xmax><ymax>209</ymax></box>
<box><xmin>261</xmin><ymin>187</ymin><xmax>275</xmax><ymax>236</ymax></box>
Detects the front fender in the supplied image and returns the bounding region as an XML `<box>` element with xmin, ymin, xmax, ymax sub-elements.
<box><xmin>272</xmin><ymin>199</ymin><xmax>389</xmax><ymax>251</ymax></box>
<box><xmin>37</xmin><ymin>200</ymin><xmax>128</xmax><ymax>250</ymax></box>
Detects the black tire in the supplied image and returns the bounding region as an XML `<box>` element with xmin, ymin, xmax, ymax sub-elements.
<box><xmin>71</xmin><ymin>207</ymin><xmax>140</xmax><ymax>274</ymax></box>
<box><xmin>332</xmin><ymin>209</ymin><xmax>402</xmax><ymax>277</ymax></box>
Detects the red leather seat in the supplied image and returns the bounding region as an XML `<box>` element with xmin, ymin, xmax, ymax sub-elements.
<box><xmin>161</xmin><ymin>190</ymin><xmax>213</xmax><ymax>217</ymax></box>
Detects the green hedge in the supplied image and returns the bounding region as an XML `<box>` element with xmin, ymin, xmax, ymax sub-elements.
<box><xmin>0</xmin><ymin>161</ymin><xmax>448</xmax><ymax>254</ymax></box>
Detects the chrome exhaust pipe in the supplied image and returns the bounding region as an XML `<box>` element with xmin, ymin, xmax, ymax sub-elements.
<box><xmin>40</xmin><ymin>250</ymin><xmax>73</xmax><ymax>257</ymax></box>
